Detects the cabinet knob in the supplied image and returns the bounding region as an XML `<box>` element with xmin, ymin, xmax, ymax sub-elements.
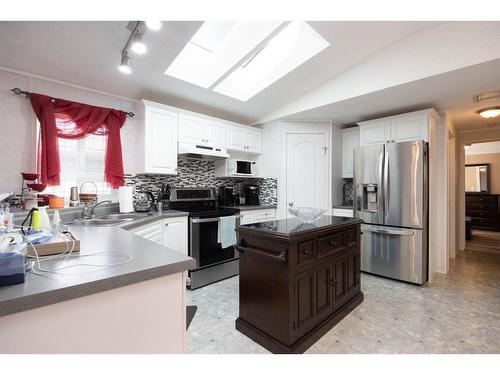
<box><xmin>329</xmin><ymin>279</ymin><xmax>337</xmax><ymax>286</ymax></box>
<box><xmin>330</xmin><ymin>240</ymin><xmax>337</xmax><ymax>246</ymax></box>
<box><xmin>303</xmin><ymin>249</ymin><xmax>312</xmax><ymax>255</ymax></box>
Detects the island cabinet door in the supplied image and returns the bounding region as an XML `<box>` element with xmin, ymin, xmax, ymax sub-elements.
<box><xmin>292</xmin><ymin>264</ymin><xmax>334</xmax><ymax>338</ymax></box>
<box><xmin>332</xmin><ymin>247</ymin><xmax>361</xmax><ymax>311</ymax></box>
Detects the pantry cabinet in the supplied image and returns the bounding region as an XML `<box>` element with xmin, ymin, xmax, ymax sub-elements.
<box><xmin>136</xmin><ymin>101</ymin><xmax>178</xmax><ymax>175</ymax></box>
<box><xmin>341</xmin><ymin>127</ymin><xmax>359</xmax><ymax>178</ymax></box>
<box><xmin>227</xmin><ymin>125</ymin><xmax>262</xmax><ymax>153</ymax></box>
<box><xmin>358</xmin><ymin>108</ymin><xmax>438</xmax><ymax>146</ymax></box>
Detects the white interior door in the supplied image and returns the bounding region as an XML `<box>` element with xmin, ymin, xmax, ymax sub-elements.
<box><xmin>286</xmin><ymin>133</ymin><xmax>328</xmax><ymax>217</ymax></box>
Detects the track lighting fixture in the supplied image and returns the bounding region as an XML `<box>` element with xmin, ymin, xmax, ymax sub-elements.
<box><xmin>145</xmin><ymin>21</ymin><xmax>162</xmax><ymax>31</ymax></box>
<box><xmin>118</xmin><ymin>53</ymin><xmax>132</xmax><ymax>74</ymax></box>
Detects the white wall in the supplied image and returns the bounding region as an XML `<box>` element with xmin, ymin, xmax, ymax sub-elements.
<box><xmin>257</xmin><ymin>22</ymin><xmax>500</xmax><ymax>124</ymax></box>
<box><xmin>0</xmin><ymin>68</ymin><xmax>140</xmax><ymax>194</ymax></box>
<box><xmin>428</xmin><ymin>112</ymin><xmax>449</xmax><ymax>279</ymax></box>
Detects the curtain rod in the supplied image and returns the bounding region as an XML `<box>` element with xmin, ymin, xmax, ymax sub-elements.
<box><xmin>10</xmin><ymin>87</ymin><xmax>135</xmax><ymax>118</ymax></box>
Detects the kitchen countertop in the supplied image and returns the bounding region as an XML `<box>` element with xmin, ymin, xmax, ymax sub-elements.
<box><xmin>0</xmin><ymin>211</ymin><xmax>195</xmax><ymax>317</ymax></box>
<box><xmin>238</xmin><ymin>215</ymin><xmax>362</xmax><ymax>238</ymax></box>
<box><xmin>220</xmin><ymin>204</ymin><xmax>277</xmax><ymax>211</ymax></box>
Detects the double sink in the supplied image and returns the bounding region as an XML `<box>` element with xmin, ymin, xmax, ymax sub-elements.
<box><xmin>65</xmin><ymin>212</ymin><xmax>151</xmax><ymax>227</ymax></box>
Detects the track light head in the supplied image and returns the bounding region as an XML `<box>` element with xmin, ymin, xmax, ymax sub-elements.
<box><xmin>145</xmin><ymin>21</ymin><xmax>162</xmax><ymax>31</ymax></box>
<box><xmin>131</xmin><ymin>32</ymin><xmax>147</xmax><ymax>54</ymax></box>
<box><xmin>118</xmin><ymin>53</ymin><xmax>132</xmax><ymax>74</ymax></box>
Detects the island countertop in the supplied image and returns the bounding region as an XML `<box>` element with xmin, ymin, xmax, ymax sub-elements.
<box><xmin>0</xmin><ymin>223</ymin><xmax>196</xmax><ymax>317</ymax></box>
<box><xmin>238</xmin><ymin>215</ymin><xmax>363</xmax><ymax>238</ymax></box>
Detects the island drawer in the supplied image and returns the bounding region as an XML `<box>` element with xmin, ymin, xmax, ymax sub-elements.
<box><xmin>318</xmin><ymin>231</ymin><xmax>346</xmax><ymax>257</ymax></box>
<box><xmin>297</xmin><ymin>239</ymin><xmax>317</xmax><ymax>266</ymax></box>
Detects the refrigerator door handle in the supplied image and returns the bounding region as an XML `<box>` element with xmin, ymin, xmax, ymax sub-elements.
<box><xmin>383</xmin><ymin>150</ymin><xmax>389</xmax><ymax>222</ymax></box>
<box><xmin>363</xmin><ymin>226</ymin><xmax>415</xmax><ymax>236</ymax></box>
<box><xmin>378</xmin><ymin>148</ymin><xmax>385</xmax><ymax>221</ymax></box>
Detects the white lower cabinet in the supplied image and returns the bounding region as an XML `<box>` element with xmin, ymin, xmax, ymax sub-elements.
<box><xmin>162</xmin><ymin>216</ymin><xmax>188</xmax><ymax>256</ymax></box>
<box><xmin>127</xmin><ymin>216</ymin><xmax>188</xmax><ymax>255</ymax></box>
<box><xmin>240</xmin><ymin>208</ymin><xmax>276</xmax><ymax>225</ymax></box>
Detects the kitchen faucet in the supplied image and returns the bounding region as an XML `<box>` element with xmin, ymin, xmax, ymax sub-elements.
<box><xmin>81</xmin><ymin>200</ymin><xmax>112</xmax><ymax>219</ymax></box>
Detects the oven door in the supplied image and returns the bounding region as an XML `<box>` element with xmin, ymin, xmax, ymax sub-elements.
<box><xmin>190</xmin><ymin>213</ymin><xmax>240</xmax><ymax>269</ymax></box>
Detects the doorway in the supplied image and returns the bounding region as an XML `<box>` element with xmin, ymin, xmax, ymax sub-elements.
<box><xmin>464</xmin><ymin>141</ymin><xmax>500</xmax><ymax>254</ymax></box>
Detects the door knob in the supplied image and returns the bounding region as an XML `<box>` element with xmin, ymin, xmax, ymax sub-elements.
<box><xmin>289</xmin><ymin>202</ymin><xmax>294</xmax><ymax>207</ymax></box>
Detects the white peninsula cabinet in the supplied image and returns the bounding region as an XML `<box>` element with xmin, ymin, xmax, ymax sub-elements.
<box><xmin>239</xmin><ymin>208</ymin><xmax>276</xmax><ymax>225</ymax></box>
<box><xmin>126</xmin><ymin>216</ymin><xmax>188</xmax><ymax>255</ymax></box>
<box><xmin>136</xmin><ymin>101</ymin><xmax>178</xmax><ymax>175</ymax></box>
<box><xmin>226</xmin><ymin>125</ymin><xmax>262</xmax><ymax>153</ymax></box>
<box><xmin>341</xmin><ymin>127</ymin><xmax>360</xmax><ymax>178</ymax></box>
<box><xmin>358</xmin><ymin>108</ymin><xmax>439</xmax><ymax>146</ymax></box>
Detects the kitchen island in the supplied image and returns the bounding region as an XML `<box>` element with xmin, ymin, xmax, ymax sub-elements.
<box><xmin>0</xmin><ymin>213</ymin><xmax>196</xmax><ymax>354</ymax></box>
<box><xmin>235</xmin><ymin>215</ymin><xmax>363</xmax><ymax>354</ymax></box>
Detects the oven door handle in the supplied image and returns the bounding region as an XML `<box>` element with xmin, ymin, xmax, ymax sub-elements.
<box><xmin>191</xmin><ymin>215</ymin><xmax>240</xmax><ymax>224</ymax></box>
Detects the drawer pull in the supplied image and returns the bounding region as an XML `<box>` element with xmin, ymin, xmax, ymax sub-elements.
<box><xmin>303</xmin><ymin>249</ymin><xmax>312</xmax><ymax>255</ymax></box>
<box><xmin>329</xmin><ymin>240</ymin><xmax>337</xmax><ymax>246</ymax></box>
<box><xmin>329</xmin><ymin>279</ymin><xmax>337</xmax><ymax>286</ymax></box>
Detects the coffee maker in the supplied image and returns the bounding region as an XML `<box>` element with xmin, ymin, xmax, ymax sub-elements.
<box><xmin>218</xmin><ymin>186</ymin><xmax>235</xmax><ymax>206</ymax></box>
<box><xmin>244</xmin><ymin>184</ymin><xmax>260</xmax><ymax>206</ymax></box>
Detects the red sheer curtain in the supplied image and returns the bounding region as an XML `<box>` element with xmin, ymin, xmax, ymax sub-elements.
<box><xmin>29</xmin><ymin>93</ymin><xmax>127</xmax><ymax>188</ymax></box>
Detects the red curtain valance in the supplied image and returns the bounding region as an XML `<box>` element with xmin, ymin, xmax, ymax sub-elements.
<box><xmin>29</xmin><ymin>93</ymin><xmax>127</xmax><ymax>188</ymax></box>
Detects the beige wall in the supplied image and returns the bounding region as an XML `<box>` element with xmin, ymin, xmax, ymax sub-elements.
<box><xmin>466</xmin><ymin>153</ymin><xmax>500</xmax><ymax>194</ymax></box>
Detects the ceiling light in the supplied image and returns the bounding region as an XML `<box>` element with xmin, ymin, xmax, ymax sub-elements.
<box><xmin>145</xmin><ymin>21</ymin><xmax>162</xmax><ymax>31</ymax></box>
<box><xmin>118</xmin><ymin>53</ymin><xmax>132</xmax><ymax>74</ymax></box>
<box><xmin>477</xmin><ymin>107</ymin><xmax>500</xmax><ymax>118</ymax></box>
<box><xmin>131</xmin><ymin>33</ymin><xmax>147</xmax><ymax>54</ymax></box>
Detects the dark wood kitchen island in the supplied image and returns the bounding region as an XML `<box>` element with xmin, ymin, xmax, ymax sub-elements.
<box><xmin>235</xmin><ymin>215</ymin><xmax>363</xmax><ymax>354</ymax></box>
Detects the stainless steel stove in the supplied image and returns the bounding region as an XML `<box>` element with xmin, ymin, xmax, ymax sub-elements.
<box><xmin>169</xmin><ymin>187</ymin><xmax>240</xmax><ymax>289</ymax></box>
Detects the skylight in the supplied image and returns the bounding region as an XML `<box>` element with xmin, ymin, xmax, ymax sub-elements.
<box><xmin>164</xmin><ymin>21</ymin><xmax>283</xmax><ymax>89</ymax></box>
<box><xmin>164</xmin><ymin>21</ymin><xmax>330</xmax><ymax>101</ymax></box>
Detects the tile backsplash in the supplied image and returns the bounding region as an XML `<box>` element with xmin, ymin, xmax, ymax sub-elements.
<box><xmin>124</xmin><ymin>157</ymin><xmax>277</xmax><ymax>206</ymax></box>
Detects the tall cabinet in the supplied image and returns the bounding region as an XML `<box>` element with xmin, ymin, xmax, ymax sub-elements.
<box><xmin>341</xmin><ymin>127</ymin><xmax>360</xmax><ymax>179</ymax></box>
<box><xmin>136</xmin><ymin>100</ymin><xmax>178</xmax><ymax>175</ymax></box>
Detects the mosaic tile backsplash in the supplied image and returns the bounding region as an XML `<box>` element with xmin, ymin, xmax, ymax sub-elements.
<box><xmin>124</xmin><ymin>157</ymin><xmax>278</xmax><ymax>206</ymax></box>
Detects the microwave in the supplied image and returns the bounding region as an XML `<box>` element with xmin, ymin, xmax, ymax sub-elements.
<box><xmin>227</xmin><ymin>159</ymin><xmax>256</xmax><ymax>176</ymax></box>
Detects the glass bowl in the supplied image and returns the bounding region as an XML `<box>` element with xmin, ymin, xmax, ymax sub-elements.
<box><xmin>288</xmin><ymin>207</ymin><xmax>325</xmax><ymax>223</ymax></box>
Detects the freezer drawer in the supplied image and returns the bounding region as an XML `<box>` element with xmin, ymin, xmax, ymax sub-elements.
<box><xmin>360</xmin><ymin>224</ymin><xmax>427</xmax><ymax>284</ymax></box>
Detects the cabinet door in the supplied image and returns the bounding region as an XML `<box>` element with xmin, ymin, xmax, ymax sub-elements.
<box><xmin>178</xmin><ymin>113</ymin><xmax>207</xmax><ymax>145</ymax></box>
<box><xmin>332</xmin><ymin>254</ymin><xmax>349</xmax><ymax>311</ymax></box>
<box><xmin>293</xmin><ymin>264</ymin><xmax>334</xmax><ymax>337</ymax></box>
<box><xmin>226</xmin><ymin>125</ymin><xmax>246</xmax><ymax>151</ymax></box>
<box><xmin>252</xmin><ymin>209</ymin><xmax>276</xmax><ymax>223</ymax></box>
<box><xmin>390</xmin><ymin>114</ymin><xmax>428</xmax><ymax>143</ymax></box>
<box><xmin>246</xmin><ymin>128</ymin><xmax>262</xmax><ymax>153</ymax></box>
<box><xmin>359</xmin><ymin>120</ymin><xmax>390</xmax><ymax>146</ymax></box>
<box><xmin>205</xmin><ymin>119</ymin><xmax>226</xmax><ymax>148</ymax></box>
<box><xmin>128</xmin><ymin>220</ymin><xmax>163</xmax><ymax>244</ymax></box>
<box><xmin>341</xmin><ymin>128</ymin><xmax>360</xmax><ymax>178</ymax></box>
<box><xmin>162</xmin><ymin>217</ymin><xmax>188</xmax><ymax>255</ymax></box>
<box><xmin>145</xmin><ymin>107</ymin><xmax>178</xmax><ymax>174</ymax></box>
<box><xmin>345</xmin><ymin>248</ymin><xmax>361</xmax><ymax>301</ymax></box>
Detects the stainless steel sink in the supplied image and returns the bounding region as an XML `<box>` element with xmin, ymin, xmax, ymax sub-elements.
<box><xmin>65</xmin><ymin>218</ymin><xmax>132</xmax><ymax>226</ymax></box>
<box><xmin>65</xmin><ymin>212</ymin><xmax>151</xmax><ymax>226</ymax></box>
<box><xmin>97</xmin><ymin>213</ymin><xmax>149</xmax><ymax>220</ymax></box>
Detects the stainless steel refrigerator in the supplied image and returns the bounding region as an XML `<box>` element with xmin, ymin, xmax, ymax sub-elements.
<box><xmin>354</xmin><ymin>140</ymin><xmax>428</xmax><ymax>284</ymax></box>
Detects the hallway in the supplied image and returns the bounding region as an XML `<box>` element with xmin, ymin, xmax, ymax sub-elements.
<box><xmin>466</xmin><ymin>229</ymin><xmax>500</xmax><ymax>255</ymax></box>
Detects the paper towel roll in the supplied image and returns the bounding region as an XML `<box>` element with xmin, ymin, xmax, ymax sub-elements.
<box><xmin>118</xmin><ymin>186</ymin><xmax>134</xmax><ymax>213</ymax></box>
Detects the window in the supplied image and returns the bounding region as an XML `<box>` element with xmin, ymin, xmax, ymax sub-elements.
<box><xmin>37</xmin><ymin>122</ymin><xmax>113</xmax><ymax>200</ymax></box>
<box><xmin>164</xmin><ymin>21</ymin><xmax>329</xmax><ymax>101</ymax></box>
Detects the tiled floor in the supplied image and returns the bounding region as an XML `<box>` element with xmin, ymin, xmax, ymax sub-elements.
<box><xmin>186</xmin><ymin>250</ymin><xmax>500</xmax><ymax>354</ymax></box>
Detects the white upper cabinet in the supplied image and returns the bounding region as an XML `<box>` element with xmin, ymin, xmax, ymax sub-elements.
<box><xmin>358</xmin><ymin>108</ymin><xmax>438</xmax><ymax>146</ymax></box>
<box><xmin>136</xmin><ymin>101</ymin><xmax>178</xmax><ymax>175</ymax></box>
<box><xmin>341</xmin><ymin>127</ymin><xmax>360</xmax><ymax>179</ymax></box>
<box><xmin>226</xmin><ymin>125</ymin><xmax>262</xmax><ymax>153</ymax></box>
<box><xmin>178</xmin><ymin>113</ymin><xmax>206</xmax><ymax>144</ymax></box>
<box><xmin>178</xmin><ymin>113</ymin><xmax>227</xmax><ymax>148</ymax></box>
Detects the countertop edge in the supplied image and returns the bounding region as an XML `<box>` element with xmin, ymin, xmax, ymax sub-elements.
<box><xmin>0</xmin><ymin>257</ymin><xmax>196</xmax><ymax>318</ymax></box>
<box><xmin>221</xmin><ymin>205</ymin><xmax>277</xmax><ymax>211</ymax></box>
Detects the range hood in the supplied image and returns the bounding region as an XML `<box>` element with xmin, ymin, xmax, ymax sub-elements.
<box><xmin>178</xmin><ymin>142</ymin><xmax>229</xmax><ymax>160</ymax></box>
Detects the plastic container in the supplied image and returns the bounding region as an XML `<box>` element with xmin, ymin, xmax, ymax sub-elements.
<box><xmin>37</xmin><ymin>206</ymin><xmax>51</xmax><ymax>230</ymax></box>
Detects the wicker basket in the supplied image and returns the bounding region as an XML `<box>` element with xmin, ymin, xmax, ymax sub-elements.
<box><xmin>79</xmin><ymin>181</ymin><xmax>98</xmax><ymax>203</ymax></box>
